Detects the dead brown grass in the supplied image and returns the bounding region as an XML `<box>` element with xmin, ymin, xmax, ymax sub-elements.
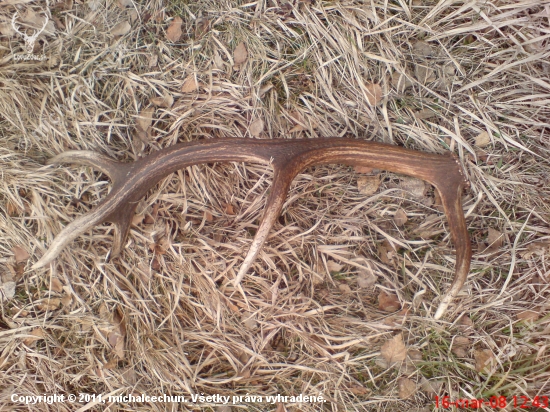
<box><xmin>1</xmin><ymin>0</ymin><xmax>550</xmax><ymax>411</ymax></box>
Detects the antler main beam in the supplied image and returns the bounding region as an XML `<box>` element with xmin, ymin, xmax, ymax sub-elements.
<box><xmin>33</xmin><ymin>137</ymin><xmax>471</xmax><ymax>319</ymax></box>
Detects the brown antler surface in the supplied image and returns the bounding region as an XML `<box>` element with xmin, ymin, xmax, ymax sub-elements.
<box><xmin>32</xmin><ymin>137</ymin><xmax>471</xmax><ymax>319</ymax></box>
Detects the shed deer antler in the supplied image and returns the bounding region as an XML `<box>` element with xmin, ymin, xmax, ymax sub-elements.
<box><xmin>32</xmin><ymin>137</ymin><xmax>471</xmax><ymax>319</ymax></box>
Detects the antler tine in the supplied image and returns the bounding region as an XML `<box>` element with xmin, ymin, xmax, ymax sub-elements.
<box><xmin>233</xmin><ymin>166</ymin><xmax>299</xmax><ymax>286</ymax></box>
<box><xmin>433</xmin><ymin>182</ymin><xmax>472</xmax><ymax>319</ymax></box>
<box><xmin>32</xmin><ymin>152</ymin><xmax>132</xmax><ymax>269</ymax></box>
<box><xmin>31</xmin><ymin>188</ymin><xmax>137</xmax><ymax>270</ymax></box>
<box><xmin>32</xmin><ymin>200</ymin><xmax>117</xmax><ymax>269</ymax></box>
<box><xmin>47</xmin><ymin>150</ymin><xmax>124</xmax><ymax>182</ymax></box>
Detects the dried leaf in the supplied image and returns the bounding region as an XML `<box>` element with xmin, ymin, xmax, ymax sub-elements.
<box><xmin>259</xmin><ymin>83</ymin><xmax>273</xmax><ymax>97</ymax></box>
<box><xmin>377</xmin><ymin>243</ymin><xmax>391</xmax><ymax>265</ymax></box>
<box><xmin>151</xmin><ymin>94</ymin><xmax>174</xmax><ymax>108</ymax></box>
<box><xmin>224</xmin><ymin>204</ymin><xmax>235</xmax><ymax>215</ymax></box>
<box><xmin>107</xmin><ymin>331</ymin><xmax>118</xmax><ymax>347</ymax></box>
<box><xmin>38</xmin><ymin>298</ymin><xmax>61</xmax><ymax>311</ymax></box>
<box><xmin>148</xmin><ymin>54</ymin><xmax>158</xmax><ymax>68</ymax></box>
<box><xmin>50</xmin><ymin>277</ymin><xmax>64</xmax><ymax>293</ymax></box>
<box><xmin>213</xmin><ymin>52</ymin><xmax>225</xmax><ymax>70</ymax></box>
<box><xmin>166</xmin><ymin>16</ymin><xmax>183</xmax><ymax>42</ymax></box>
<box><xmin>0</xmin><ymin>279</ymin><xmax>16</xmax><ymax>302</ymax></box>
<box><xmin>398</xmin><ymin>377</ymin><xmax>417</xmax><ymax>399</ymax></box>
<box><xmin>204</xmin><ymin>210</ymin><xmax>214</xmax><ymax>222</ymax></box>
<box><xmin>181</xmin><ymin>76</ymin><xmax>199</xmax><ymax>93</ymax></box>
<box><xmin>452</xmin><ymin>346</ymin><xmax>467</xmax><ymax>358</ymax></box>
<box><xmin>12</xmin><ymin>246</ymin><xmax>30</xmax><ymax>263</ymax></box>
<box><xmin>394</xmin><ymin>208</ymin><xmax>408</xmax><ymax>227</ymax></box>
<box><xmin>137</xmin><ymin>107</ymin><xmax>154</xmax><ymax>132</ymax></box>
<box><xmin>60</xmin><ymin>294</ymin><xmax>72</xmax><ymax>307</ymax></box>
<box><xmin>420</xmin><ymin>377</ymin><xmax>442</xmax><ymax>396</ymax></box>
<box><xmin>233</xmin><ymin>42</ymin><xmax>248</xmax><ymax>65</ymax></box>
<box><xmin>517</xmin><ymin>310</ymin><xmax>539</xmax><ymax>322</ymax></box>
<box><xmin>452</xmin><ymin>336</ymin><xmax>470</xmax><ymax>357</ymax></box>
<box><xmin>113</xmin><ymin>334</ymin><xmax>125</xmax><ymax>359</ymax></box>
<box><xmin>241</xmin><ymin>311</ymin><xmax>257</xmax><ymax>330</ymax></box>
<box><xmin>357</xmin><ymin>175</ymin><xmax>380</xmax><ymax>195</ymax></box>
<box><xmin>391</xmin><ymin>72</ymin><xmax>413</xmax><ymax>92</ymax></box>
<box><xmin>113</xmin><ymin>308</ymin><xmax>126</xmax><ymax>336</ymax></box>
<box><xmin>357</xmin><ymin>270</ymin><xmax>377</xmax><ymax>288</ymax></box>
<box><xmin>152</xmin><ymin>236</ymin><xmax>170</xmax><ymax>255</ymax></box>
<box><xmin>380</xmin><ymin>333</ymin><xmax>407</xmax><ymax>366</ymax></box>
<box><xmin>103</xmin><ymin>358</ymin><xmax>118</xmax><ymax>369</ymax></box>
<box><xmin>365</xmin><ymin>83</ymin><xmax>383</xmax><ymax>106</ymax></box>
<box><xmin>407</xmin><ymin>348</ymin><xmax>423</xmax><ymax>362</ymax></box>
<box><xmin>414</xmin><ymin>64</ymin><xmax>437</xmax><ymax>84</ymax></box>
<box><xmin>87</xmin><ymin>0</ymin><xmax>101</xmax><ymax>11</ymax></box>
<box><xmin>338</xmin><ymin>283</ymin><xmax>352</xmax><ymax>294</ymax></box>
<box><xmin>108</xmin><ymin>318</ymin><xmax>125</xmax><ymax>359</ymax></box>
<box><xmin>412</xmin><ymin>40</ymin><xmax>434</xmax><ymax>57</ymax></box>
<box><xmin>474</xmin><ymin>349</ymin><xmax>496</xmax><ymax>374</ymax></box>
<box><xmin>289</xmin><ymin>110</ymin><xmax>303</xmax><ymax>123</ymax></box>
<box><xmin>415</xmin><ymin>108</ymin><xmax>436</xmax><ymax>120</ymax></box>
<box><xmin>152</xmin><ymin>11</ymin><xmax>165</xmax><ymax>22</ymax></box>
<box><xmin>6</xmin><ymin>201</ymin><xmax>20</xmax><ymax>217</ymax></box>
<box><xmin>53</xmin><ymin>0</ymin><xmax>71</xmax><ymax>10</ymax></box>
<box><xmin>454</xmin><ymin>336</ymin><xmax>470</xmax><ymax>347</ymax></box>
<box><xmin>486</xmin><ymin>228</ymin><xmax>504</xmax><ymax>252</ymax></box>
<box><xmin>327</xmin><ymin>260</ymin><xmax>343</xmax><ymax>273</ymax></box>
<box><xmin>399</xmin><ymin>176</ymin><xmax>426</xmax><ymax>198</ymax></box>
<box><xmin>459</xmin><ymin>315</ymin><xmax>474</xmax><ymax>327</ymax></box>
<box><xmin>289</xmin><ymin>124</ymin><xmax>307</xmax><ymax>133</ymax></box>
<box><xmin>521</xmin><ymin>241</ymin><xmax>550</xmax><ymax>258</ymax></box>
<box><xmin>238</xmin><ymin>351</ymin><xmax>250</xmax><ymax>364</ymax></box>
<box><xmin>99</xmin><ymin>302</ymin><xmax>109</xmax><ymax>318</ymax></box>
<box><xmin>111</xmin><ymin>20</ymin><xmax>131</xmax><ymax>36</ymax></box>
<box><xmin>249</xmin><ymin>118</ymin><xmax>264</xmax><ymax>137</ymax></box>
<box><xmin>122</xmin><ymin>367</ymin><xmax>137</xmax><ymax>384</ymax></box>
<box><xmin>378</xmin><ymin>290</ymin><xmax>401</xmax><ymax>312</ymax></box>
<box><xmin>23</xmin><ymin>328</ymin><xmax>45</xmax><ymax>346</ymax></box>
<box><xmin>194</xmin><ymin>18</ymin><xmax>210</xmax><ymax>39</ymax></box>
<box><xmin>348</xmin><ymin>384</ymin><xmax>369</xmax><ymax>395</ymax></box>
<box><xmin>474</xmin><ymin>131</ymin><xmax>491</xmax><ymax>147</ymax></box>
<box><xmin>288</xmin><ymin>110</ymin><xmax>313</xmax><ymax>132</ymax></box>
<box><xmin>414</xmin><ymin>65</ymin><xmax>436</xmax><ymax>84</ymax></box>
<box><xmin>54</xmin><ymin>15</ymin><xmax>66</xmax><ymax>31</ymax></box>
<box><xmin>443</xmin><ymin>64</ymin><xmax>455</xmax><ymax>77</ymax></box>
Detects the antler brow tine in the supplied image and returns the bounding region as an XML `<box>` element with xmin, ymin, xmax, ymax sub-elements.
<box><xmin>33</xmin><ymin>137</ymin><xmax>471</xmax><ymax>319</ymax></box>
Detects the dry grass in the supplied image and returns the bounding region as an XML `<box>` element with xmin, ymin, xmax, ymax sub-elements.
<box><xmin>1</xmin><ymin>0</ymin><xmax>550</xmax><ymax>411</ymax></box>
